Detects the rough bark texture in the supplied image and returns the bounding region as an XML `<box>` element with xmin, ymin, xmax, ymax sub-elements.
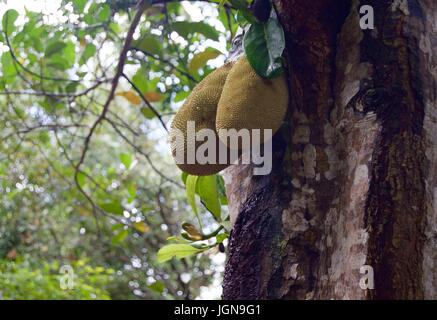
<box><xmin>222</xmin><ymin>0</ymin><xmax>437</xmax><ymax>300</ymax></box>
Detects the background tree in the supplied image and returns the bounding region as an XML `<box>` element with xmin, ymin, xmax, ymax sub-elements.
<box><xmin>0</xmin><ymin>0</ymin><xmax>237</xmax><ymax>299</ymax></box>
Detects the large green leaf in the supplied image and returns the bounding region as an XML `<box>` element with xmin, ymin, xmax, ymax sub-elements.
<box><xmin>2</xmin><ymin>9</ymin><xmax>19</xmax><ymax>35</ymax></box>
<box><xmin>243</xmin><ymin>17</ymin><xmax>285</xmax><ymax>78</ymax></box>
<box><xmin>170</xmin><ymin>21</ymin><xmax>219</xmax><ymax>41</ymax></box>
<box><xmin>157</xmin><ymin>244</ymin><xmax>205</xmax><ymax>263</ymax></box>
<box><xmin>198</xmin><ymin>175</ymin><xmax>221</xmax><ymax>220</ymax></box>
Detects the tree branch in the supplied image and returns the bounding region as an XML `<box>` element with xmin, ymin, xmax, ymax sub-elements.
<box><xmin>74</xmin><ymin>0</ymin><xmax>149</xmax><ymax>213</ymax></box>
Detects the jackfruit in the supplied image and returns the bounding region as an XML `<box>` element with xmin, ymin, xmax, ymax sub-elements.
<box><xmin>169</xmin><ymin>62</ymin><xmax>234</xmax><ymax>176</ymax></box>
<box><xmin>216</xmin><ymin>57</ymin><xmax>288</xmax><ymax>149</ymax></box>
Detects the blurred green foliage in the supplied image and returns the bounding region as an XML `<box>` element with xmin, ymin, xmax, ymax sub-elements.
<box><xmin>0</xmin><ymin>0</ymin><xmax>251</xmax><ymax>300</ymax></box>
<box><xmin>0</xmin><ymin>258</ymin><xmax>113</xmax><ymax>299</ymax></box>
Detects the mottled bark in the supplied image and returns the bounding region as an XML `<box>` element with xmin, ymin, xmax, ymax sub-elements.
<box><xmin>222</xmin><ymin>0</ymin><xmax>437</xmax><ymax>300</ymax></box>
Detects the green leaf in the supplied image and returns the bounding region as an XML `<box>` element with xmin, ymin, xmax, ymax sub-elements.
<box><xmin>131</xmin><ymin>34</ymin><xmax>161</xmax><ymax>56</ymax></box>
<box><xmin>141</xmin><ymin>107</ymin><xmax>155</xmax><ymax>119</ymax></box>
<box><xmin>46</xmin><ymin>55</ymin><xmax>69</xmax><ymax>70</ymax></box>
<box><xmin>109</xmin><ymin>22</ymin><xmax>120</xmax><ymax>34</ymax></box>
<box><xmin>83</xmin><ymin>2</ymin><xmax>100</xmax><ymax>24</ymax></box>
<box><xmin>127</xmin><ymin>183</ymin><xmax>136</xmax><ymax>198</ymax></box>
<box><xmin>63</xmin><ymin>41</ymin><xmax>76</xmax><ymax>66</ymax></box>
<box><xmin>2</xmin><ymin>9</ymin><xmax>19</xmax><ymax>35</ymax></box>
<box><xmin>97</xmin><ymin>4</ymin><xmax>111</xmax><ymax>22</ymax></box>
<box><xmin>181</xmin><ymin>172</ymin><xmax>188</xmax><ymax>185</ymax></box>
<box><xmin>119</xmin><ymin>153</ymin><xmax>133</xmax><ymax>169</ymax></box>
<box><xmin>45</xmin><ymin>41</ymin><xmax>67</xmax><ymax>57</ymax></box>
<box><xmin>148</xmin><ymin>281</ymin><xmax>165</xmax><ymax>294</ymax></box>
<box><xmin>166</xmin><ymin>236</ymin><xmax>191</xmax><ymax>244</ymax></box>
<box><xmin>28</xmin><ymin>24</ymin><xmax>45</xmax><ymax>38</ymax></box>
<box><xmin>157</xmin><ymin>244</ymin><xmax>205</xmax><ymax>263</ymax></box>
<box><xmin>30</xmin><ymin>36</ymin><xmax>43</xmax><ymax>52</ymax></box>
<box><xmin>243</xmin><ymin>17</ymin><xmax>285</xmax><ymax>78</ymax></box>
<box><xmin>99</xmin><ymin>200</ymin><xmax>124</xmax><ymax>215</ymax></box>
<box><xmin>229</xmin><ymin>0</ymin><xmax>249</xmax><ymax>10</ymax></box>
<box><xmin>236</xmin><ymin>9</ymin><xmax>257</xmax><ymax>25</ymax></box>
<box><xmin>216</xmin><ymin>233</ymin><xmax>228</xmax><ymax>244</ymax></box>
<box><xmin>188</xmin><ymin>48</ymin><xmax>222</xmax><ymax>74</ymax></box>
<box><xmin>112</xmin><ymin>229</ymin><xmax>128</xmax><ymax>244</ymax></box>
<box><xmin>111</xmin><ymin>223</ymin><xmax>124</xmax><ymax>231</ymax></box>
<box><xmin>66</xmin><ymin>82</ymin><xmax>79</xmax><ymax>93</ymax></box>
<box><xmin>80</xmin><ymin>43</ymin><xmax>96</xmax><ymax>65</ymax></box>
<box><xmin>76</xmin><ymin>172</ymin><xmax>86</xmax><ymax>188</ymax></box>
<box><xmin>1</xmin><ymin>52</ymin><xmax>17</xmax><ymax>83</ymax></box>
<box><xmin>198</xmin><ymin>175</ymin><xmax>221</xmax><ymax>220</ymax></box>
<box><xmin>186</xmin><ymin>175</ymin><xmax>198</xmax><ymax>214</ymax></box>
<box><xmin>186</xmin><ymin>175</ymin><xmax>202</xmax><ymax>228</ymax></box>
<box><xmin>170</xmin><ymin>21</ymin><xmax>219</xmax><ymax>41</ymax></box>
<box><xmin>83</xmin><ymin>12</ymin><xmax>95</xmax><ymax>25</ymax></box>
<box><xmin>216</xmin><ymin>175</ymin><xmax>228</xmax><ymax>205</ymax></box>
<box><xmin>38</xmin><ymin>131</ymin><xmax>50</xmax><ymax>144</ymax></box>
<box><xmin>72</xmin><ymin>0</ymin><xmax>88</xmax><ymax>13</ymax></box>
<box><xmin>174</xmin><ymin>90</ymin><xmax>190</xmax><ymax>103</ymax></box>
<box><xmin>132</xmin><ymin>68</ymin><xmax>149</xmax><ymax>93</ymax></box>
<box><xmin>133</xmin><ymin>221</ymin><xmax>149</xmax><ymax>234</ymax></box>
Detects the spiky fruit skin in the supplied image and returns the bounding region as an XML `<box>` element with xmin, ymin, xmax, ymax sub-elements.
<box><xmin>170</xmin><ymin>62</ymin><xmax>234</xmax><ymax>176</ymax></box>
<box><xmin>216</xmin><ymin>57</ymin><xmax>288</xmax><ymax>149</ymax></box>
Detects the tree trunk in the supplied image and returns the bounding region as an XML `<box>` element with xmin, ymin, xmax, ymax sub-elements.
<box><xmin>222</xmin><ymin>0</ymin><xmax>437</xmax><ymax>300</ymax></box>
